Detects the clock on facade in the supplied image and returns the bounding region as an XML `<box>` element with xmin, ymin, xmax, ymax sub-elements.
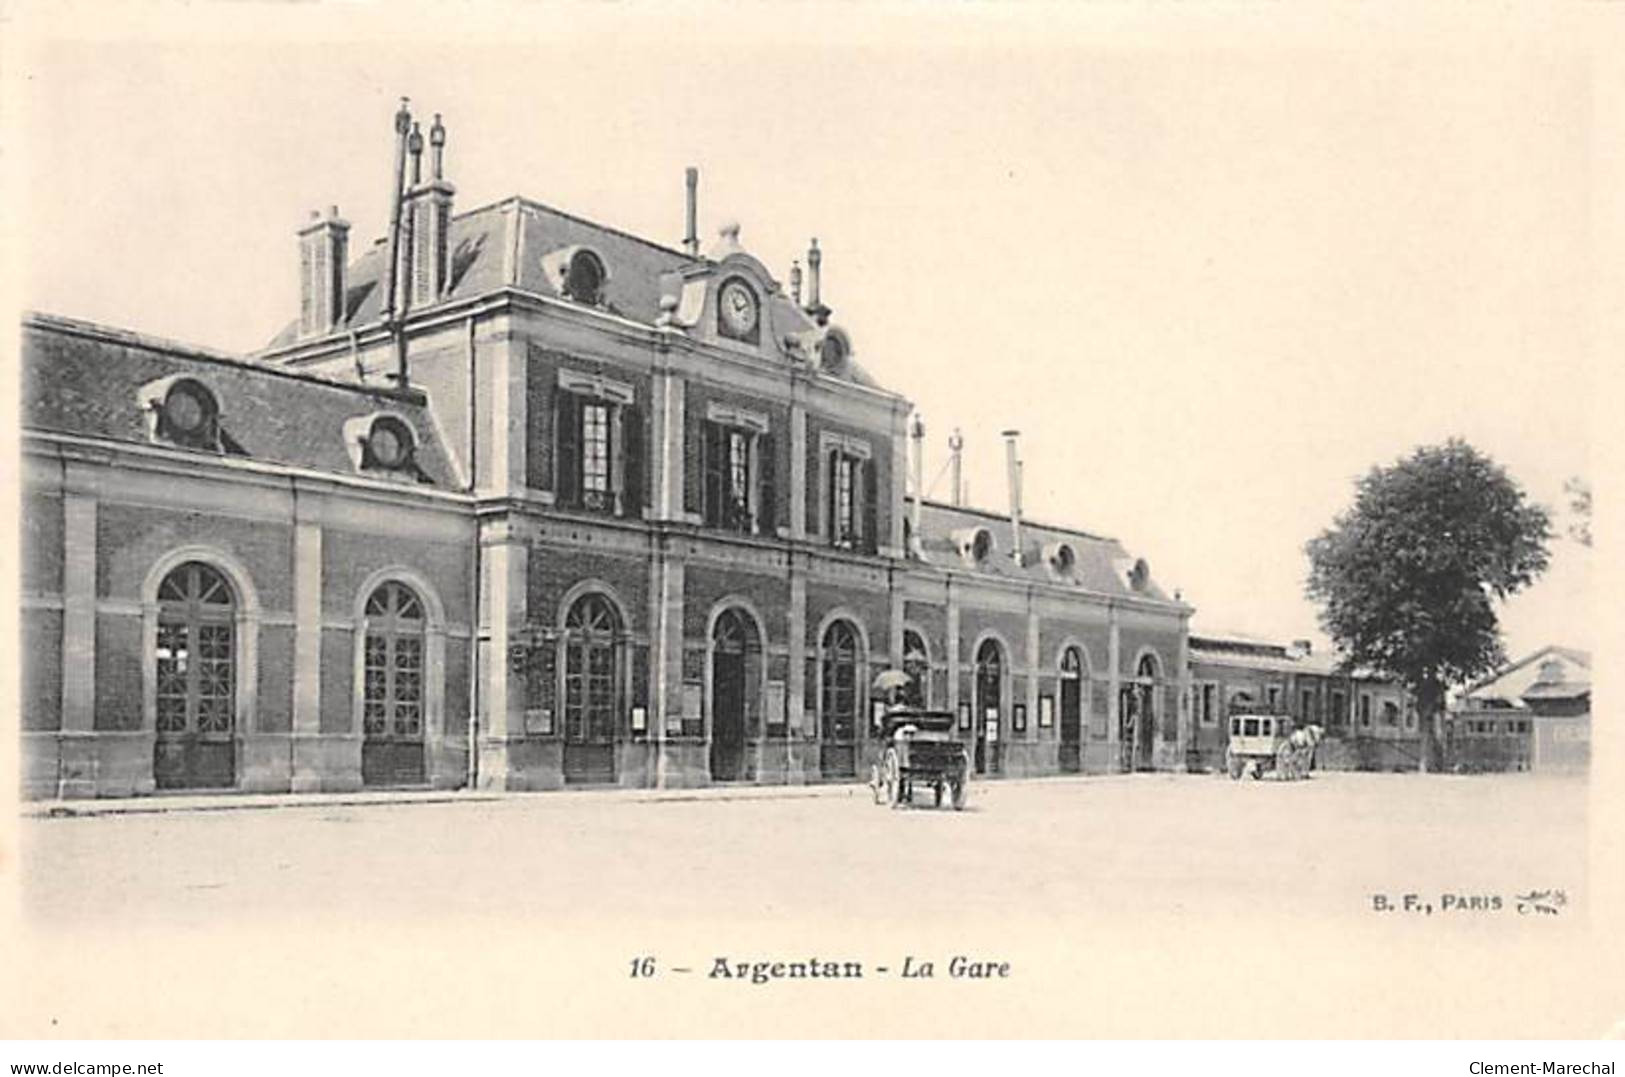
<box><xmin>718</xmin><ymin>278</ymin><xmax>758</xmax><ymax>338</ymax></box>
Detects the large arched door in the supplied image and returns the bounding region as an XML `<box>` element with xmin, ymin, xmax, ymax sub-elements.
<box><xmin>154</xmin><ymin>561</ymin><xmax>237</xmax><ymax>789</ymax></box>
<box><xmin>1059</xmin><ymin>646</ymin><xmax>1084</xmax><ymax>774</ymax></box>
<box><xmin>902</xmin><ymin>629</ymin><xmax>930</xmax><ymax>708</ymax></box>
<box><xmin>361</xmin><ymin>581</ymin><xmax>427</xmax><ymax>786</ymax></box>
<box><xmin>562</xmin><ymin>593</ymin><xmax>622</xmax><ymax>784</ymax></box>
<box><xmin>975</xmin><ymin>639</ymin><xmax>1003</xmax><ymax>776</ymax></box>
<box><xmin>820</xmin><ymin>621</ymin><xmax>861</xmax><ymax>778</ymax></box>
<box><xmin>710</xmin><ymin>608</ymin><xmax>760</xmax><ymax>782</ymax></box>
<box><xmin>1131</xmin><ymin>653</ymin><xmax>1159</xmax><ymax>771</ymax></box>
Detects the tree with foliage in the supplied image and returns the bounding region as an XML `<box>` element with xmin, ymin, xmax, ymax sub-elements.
<box><xmin>1563</xmin><ymin>476</ymin><xmax>1591</xmax><ymax>548</ymax></box>
<box><xmin>1305</xmin><ymin>439</ymin><xmax>1551</xmax><ymax>771</ymax></box>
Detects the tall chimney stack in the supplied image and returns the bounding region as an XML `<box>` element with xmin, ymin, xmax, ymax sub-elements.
<box><xmin>948</xmin><ymin>428</ymin><xmax>964</xmax><ymax>508</ymax></box>
<box><xmin>684</xmin><ymin>167</ymin><xmax>699</xmax><ymax>256</ymax></box>
<box><xmin>910</xmin><ymin>413</ymin><xmax>925</xmax><ymax>554</ymax></box>
<box><xmin>789</xmin><ymin>260</ymin><xmax>802</xmax><ymax>306</ymax></box>
<box><xmin>404</xmin><ymin>112</ymin><xmax>455</xmax><ymax>309</ymax></box>
<box><xmin>298</xmin><ymin>205</ymin><xmax>350</xmax><ymax>338</ymax></box>
<box><xmin>1003</xmin><ymin>429</ymin><xmax>1024</xmax><ymax>565</ymax></box>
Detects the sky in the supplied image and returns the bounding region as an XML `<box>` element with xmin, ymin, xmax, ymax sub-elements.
<box><xmin>6</xmin><ymin>3</ymin><xmax>1604</xmax><ymax>664</ymax></box>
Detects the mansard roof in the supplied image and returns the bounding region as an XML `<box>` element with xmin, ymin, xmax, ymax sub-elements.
<box><xmin>910</xmin><ymin>497</ymin><xmax>1181</xmax><ymax>605</ymax></box>
<box><xmin>22</xmin><ymin>313</ymin><xmax>457</xmax><ymax>488</ymax></box>
<box><xmin>263</xmin><ymin>196</ymin><xmax>887</xmax><ymax>390</ymax></box>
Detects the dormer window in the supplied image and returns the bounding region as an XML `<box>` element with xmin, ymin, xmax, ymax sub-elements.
<box><xmin>954</xmin><ymin>526</ymin><xmax>994</xmax><ymax>566</ymax></box>
<box><xmin>362</xmin><ymin>415</ymin><xmax>415</xmax><ymax>471</ymax></box>
<box><xmin>563</xmin><ymin>249</ymin><xmax>606</xmax><ymax>306</ymax></box>
<box><xmin>141</xmin><ymin>375</ymin><xmax>226</xmax><ymax>452</ymax></box>
<box><xmin>343</xmin><ymin>412</ymin><xmax>426</xmax><ymax>482</ymax></box>
<box><xmin>1044</xmin><ymin>542</ymin><xmax>1077</xmax><ymax>580</ymax></box>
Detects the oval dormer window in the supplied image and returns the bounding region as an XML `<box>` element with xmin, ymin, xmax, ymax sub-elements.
<box><xmin>1049</xmin><ymin>543</ymin><xmax>1076</xmax><ymax>576</ymax></box>
<box><xmin>159</xmin><ymin>379</ymin><xmax>218</xmax><ymax>446</ymax></box>
<box><xmin>365</xmin><ymin>416</ymin><xmax>415</xmax><ymax>471</ymax></box>
<box><xmin>820</xmin><ymin>333</ymin><xmax>847</xmax><ymax>372</ymax></box>
<box><xmin>563</xmin><ymin>249</ymin><xmax>606</xmax><ymax>306</ymax></box>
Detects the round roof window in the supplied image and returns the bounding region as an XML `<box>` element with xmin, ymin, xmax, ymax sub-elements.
<box><xmin>367</xmin><ymin>417</ymin><xmax>414</xmax><ymax>470</ymax></box>
<box><xmin>163</xmin><ymin>380</ymin><xmax>212</xmax><ymax>436</ymax></box>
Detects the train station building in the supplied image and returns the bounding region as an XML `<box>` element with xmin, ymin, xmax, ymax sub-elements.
<box><xmin>19</xmin><ymin>103</ymin><xmax>1192</xmax><ymax>799</ymax></box>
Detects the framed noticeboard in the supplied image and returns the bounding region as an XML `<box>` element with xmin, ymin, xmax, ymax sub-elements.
<box><xmin>958</xmin><ymin>702</ymin><xmax>972</xmax><ymax>732</ymax></box>
<box><xmin>630</xmin><ymin>706</ymin><xmax>647</xmax><ymax>735</ymax></box>
<box><xmin>1013</xmin><ymin>703</ymin><xmax>1027</xmax><ymax>733</ymax></box>
<box><xmin>1038</xmin><ymin>695</ymin><xmax>1054</xmax><ymax>729</ymax></box>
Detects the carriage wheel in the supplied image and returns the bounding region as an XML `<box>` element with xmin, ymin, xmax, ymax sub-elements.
<box><xmin>1226</xmin><ymin>750</ymin><xmax>1244</xmax><ymax>780</ymax></box>
<box><xmin>883</xmin><ymin>749</ymin><xmax>902</xmax><ymax>808</ymax></box>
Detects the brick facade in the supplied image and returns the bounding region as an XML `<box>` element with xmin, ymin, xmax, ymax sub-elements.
<box><xmin>18</xmin><ymin>123</ymin><xmax>1190</xmax><ymax>798</ymax></box>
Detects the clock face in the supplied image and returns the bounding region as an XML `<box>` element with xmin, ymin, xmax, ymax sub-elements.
<box><xmin>718</xmin><ymin>279</ymin><xmax>758</xmax><ymax>337</ymax></box>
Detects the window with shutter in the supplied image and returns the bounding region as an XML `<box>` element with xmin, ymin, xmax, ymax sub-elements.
<box><xmin>828</xmin><ymin>450</ymin><xmax>865</xmax><ymax>550</ymax></box>
<box><xmin>757</xmin><ymin>431</ymin><xmax>776</xmax><ymax>537</ymax></box>
<box><xmin>621</xmin><ymin>404</ymin><xmax>644</xmax><ymax>518</ymax></box>
<box><xmin>556</xmin><ymin>391</ymin><xmax>582</xmax><ymax>508</ymax></box>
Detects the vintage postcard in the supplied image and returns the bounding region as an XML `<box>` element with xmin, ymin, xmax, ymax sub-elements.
<box><xmin>1</xmin><ymin>0</ymin><xmax>1620</xmax><ymax>1046</ymax></box>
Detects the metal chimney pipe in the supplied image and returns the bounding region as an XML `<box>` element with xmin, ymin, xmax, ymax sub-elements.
<box><xmin>684</xmin><ymin>167</ymin><xmax>699</xmax><ymax>256</ymax></box>
<box><xmin>948</xmin><ymin>428</ymin><xmax>964</xmax><ymax>508</ymax></box>
<box><xmin>383</xmin><ymin>97</ymin><xmax>412</xmax><ymax>327</ymax></box>
<box><xmin>1002</xmin><ymin>429</ymin><xmax>1024</xmax><ymax>565</ymax></box>
<box><xmin>806</xmin><ymin>238</ymin><xmax>822</xmax><ymax>309</ymax></box>
<box><xmin>789</xmin><ymin>260</ymin><xmax>802</xmax><ymax>306</ymax></box>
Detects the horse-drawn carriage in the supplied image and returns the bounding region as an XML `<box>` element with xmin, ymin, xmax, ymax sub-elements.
<box><xmin>868</xmin><ymin>708</ymin><xmax>970</xmax><ymax>810</ymax></box>
<box><xmin>1225</xmin><ymin>712</ymin><xmax>1323</xmax><ymax>781</ymax></box>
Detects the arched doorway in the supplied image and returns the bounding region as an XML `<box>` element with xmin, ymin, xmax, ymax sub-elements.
<box><xmin>562</xmin><ymin>592</ymin><xmax>622</xmax><ymax>784</ymax></box>
<box><xmin>361</xmin><ymin>580</ymin><xmax>427</xmax><ymax>786</ymax></box>
<box><xmin>975</xmin><ymin>638</ymin><xmax>1003</xmax><ymax>776</ymax></box>
<box><xmin>820</xmin><ymin>620</ymin><xmax>861</xmax><ymax>778</ymax></box>
<box><xmin>154</xmin><ymin>561</ymin><xmax>237</xmax><ymax>789</ymax></box>
<box><xmin>902</xmin><ymin>629</ymin><xmax>930</xmax><ymax>708</ymax></box>
<box><xmin>1118</xmin><ymin>652</ymin><xmax>1160</xmax><ymax>771</ymax></box>
<box><xmin>1059</xmin><ymin>646</ymin><xmax>1084</xmax><ymax>774</ymax></box>
<box><xmin>710</xmin><ymin>607</ymin><xmax>761</xmax><ymax>782</ymax></box>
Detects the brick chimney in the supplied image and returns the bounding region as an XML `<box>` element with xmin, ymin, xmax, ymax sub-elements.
<box><xmin>403</xmin><ymin>112</ymin><xmax>455</xmax><ymax>308</ymax></box>
<box><xmin>298</xmin><ymin>205</ymin><xmax>350</xmax><ymax>337</ymax></box>
<box><xmin>1002</xmin><ymin>429</ymin><xmax>1024</xmax><ymax>566</ymax></box>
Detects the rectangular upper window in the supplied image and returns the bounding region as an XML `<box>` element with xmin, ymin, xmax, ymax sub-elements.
<box><xmin>556</xmin><ymin>387</ymin><xmax>643</xmax><ymax>518</ymax></box>
<box><xmin>702</xmin><ymin>420</ymin><xmax>771</xmax><ymax>535</ymax></box>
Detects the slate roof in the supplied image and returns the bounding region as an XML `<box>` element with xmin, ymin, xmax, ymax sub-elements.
<box><xmin>909</xmin><ymin>497</ymin><xmax>1177</xmax><ymax>603</ymax></box>
<box><xmin>1462</xmin><ymin>645</ymin><xmax>1592</xmax><ymax>706</ymax></box>
<box><xmin>264</xmin><ymin>197</ymin><xmax>885</xmax><ymax>386</ymax></box>
<box><xmin>23</xmin><ymin>313</ymin><xmax>456</xmax><ymax>487</ymax></box>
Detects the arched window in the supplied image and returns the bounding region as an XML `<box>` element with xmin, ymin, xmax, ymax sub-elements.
<box><xmin>563</xmin><ymin>593</ymin><xmax>622</xmax><ymax>746</ymax></box>
<box><xmin>154</xmin><ymin>561</ymin><xmax>236</xmax><ymax>788</ymax></box>
<box><xmin>902</xmin><ymin>629</ymin><xmax>930</xmax><ymax>708</ymax></box>
<box><xmin>820</xmin><ymin>620</ymin><xmax>861</xmax><ymax>745</ymax></box>
<box><xmin>361</xmin><ymin>581</ymin><xmax>426</xmax><ymax>784</ymax></box>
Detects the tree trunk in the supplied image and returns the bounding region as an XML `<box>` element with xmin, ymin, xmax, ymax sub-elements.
<box><xmin>1416</xmin><ymin>679</ymin><xmax>1444</xmax><ymax>774</ymax></box>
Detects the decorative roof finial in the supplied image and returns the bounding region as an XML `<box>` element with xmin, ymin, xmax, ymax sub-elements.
<box><xmin>408</xmin><ymin>121</ymin><xmax>424</xmax><ymax>185</ymax></box>
<box><xmin>429</xmin><ymin>113</ymin><xmax>446</xmax><ymax>180</ymax></box>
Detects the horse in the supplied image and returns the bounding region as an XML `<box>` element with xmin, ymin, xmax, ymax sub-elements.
<box><xmin>1275</xmin><ymin>723</ymin><xmax>1324</xmax><ymax>780</ymax></box>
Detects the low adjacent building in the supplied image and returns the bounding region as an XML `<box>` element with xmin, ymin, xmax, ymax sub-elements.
<box><xmin>1186</xmin><ymin>630</ymin><xmax>1415</xmax><ymax>772</ymax></box>
<box><xmin>1447</xmin><ymin>646</ymin><xmax>1590</xmax><ymax>774</ymax></box>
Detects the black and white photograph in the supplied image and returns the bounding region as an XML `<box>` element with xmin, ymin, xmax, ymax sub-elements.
<box><xmin>1</xmin><ymin>0</ymin><xmax>1620</xmax><ymax>1062</ymax></box>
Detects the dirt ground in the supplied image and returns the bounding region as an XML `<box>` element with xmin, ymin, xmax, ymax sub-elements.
<box><xmin>9</xmin><ymin>771</ymin><xmax>1613</xmax><ymax>1039</ymax></box>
